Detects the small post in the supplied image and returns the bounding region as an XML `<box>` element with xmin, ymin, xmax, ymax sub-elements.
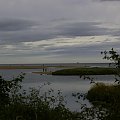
<box><xmin>43</xmin><ymin>64</ymin><xmax>45</xmax><ymax>72</ymax></box>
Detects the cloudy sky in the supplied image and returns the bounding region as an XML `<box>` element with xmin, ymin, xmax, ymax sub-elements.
<box><xmin>0</xmin><ymin>0</ymin><xmax>120</xmax><ymax>64</ymax></box>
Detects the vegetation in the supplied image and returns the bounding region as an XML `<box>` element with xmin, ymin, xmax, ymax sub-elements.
<box><xmin>0</xmin><ymin>48</ymin><xmax>120</xmax><ymax>120</ymax></box>
<box><xmin>87</xmin><ymin>83</ymin><xmax>120</xmax><ymax>106</ymax></box>
<box><xmin>0</xmin><ymin>73</ymin><xmax>111</xmax><ymax>120</ymax></box>
<box><xmin>52</xmin><ymin>67</ymin><xmax>119</xmax><ymax>75</ymax></box>
<box><xmin>101</xmin><ymin>48</ymin><xmax>120</xmax><ymax>68</ymax></box>
<box><xmin>0</xmin><ymin>73</ymin><xmax>80</xmax><ymax>120</ymax></box>
<box><xmin>70</xmin><ymin>48</ymin><xmax>120</xmax><ymax>120</ymax></box>
<box><xmin>83</xmin><ymin>48</ymin><xmax>120</xmax><ymax>120</ymax></box>
<box><xmin>86</xmin><ymin>83</ymin><xmax>120</xmax><ymax>119</ymax></box>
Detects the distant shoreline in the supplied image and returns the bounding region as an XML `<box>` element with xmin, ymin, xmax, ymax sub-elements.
<box><xmin>0</xmin><ymin>63</ymin><xmax>116</xmax><ymax>76</ymax></box>
<box><xmin>0</xmin><ymin>65</ymin><xmax>46</xmax><ymax>69</ymax></box>
<box><xmin>0</xmin><ymin>63</ymin><xmax>112</xmax><ymax>69</ymax></box>
<box><xmin>0</xmin><ymin>65</ymin><xmax>74</xmax><ymax>70</ymax></box>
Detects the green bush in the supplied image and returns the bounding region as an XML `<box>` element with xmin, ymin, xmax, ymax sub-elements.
<box><xmin>86</xmin><ymin>83</ymin><xmax>120</xmax><ymax>120</ymax></box>
<box><xmin>0</xmin><ymin>74</ymin><xmax>78</xmax><ymax>120</ymax></box>
<box><xmin>52</xmin><ymin>67</ymin><xmax>118</xmax><ymax>75</ymax></box>
<box><xmin>87</xmin><ymin>83</ymin><xmax>120</xmax><ymax>105</ymax></box>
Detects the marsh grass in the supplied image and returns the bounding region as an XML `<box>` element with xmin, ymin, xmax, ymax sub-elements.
<box><xmin>86</xmin><ymin>83</ymin><xmax>120</xmax><ymax>119</ymax></box>
<box><xmin>52</xmin><ymin>67</ymin><xmax>119</xmax><ymax>75</ymax></box>
<box><xmin>87</xmin><ymin>83</ymin><xmax>120</xmax><ymax>103</ymax></box>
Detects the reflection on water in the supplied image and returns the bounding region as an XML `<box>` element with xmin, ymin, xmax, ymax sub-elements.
<box><xmin>0</xmin><ymin>69</ymin><xmax>115</xmax><ymax>111</ymax></box>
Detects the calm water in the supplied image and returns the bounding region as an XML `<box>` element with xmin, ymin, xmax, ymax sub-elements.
<box><xmin>0</xmin><ymin>68</ymin><xmax>115</xmax><ymax>111</ymax></box>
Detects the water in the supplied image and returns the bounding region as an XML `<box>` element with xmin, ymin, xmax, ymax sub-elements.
<box><xmin>0</xmin><ymin>68</ymin><xmax>115</xmax><ymax>111</ymax></box>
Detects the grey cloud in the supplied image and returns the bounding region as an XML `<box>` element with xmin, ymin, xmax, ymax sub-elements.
<box><xmin>44</xmin><ymin>37</ymin><xmax>120</xmax><ymax>58</ymax></box>
<box><xmin>0</xmin><ymin>18</ymin><xmax>55</xmax><ymax>44</ymax></box>
<box><xmin>0</xmin><ymin>32</ymin><xmax>56</xmax><ymax>45</ymax></box>
<box><xmin>0</xmin><ymin>52</ymin><xmax>49</xmax><ymax>57</ymax></box>
<box><xmin>99</xmin><ymin>0</ymin><xmax>120</xmax><ymax>1</ymax></box>
<box><xmin>0</xmin><ymin>18</ymin><xmax>119</xmax><ymax>45</ymax></box>
<box><xmin>0</xmin><ymin>19</ymin><xmax>37</xmax><ymax>31</ymax></box>
<box><xmin>47</xmin><ymin>46</ymin><xmax>100</xmax><ymax>58</ymax></box>
<box><xmin>111</xmin><ymin>30</ymin><xmax>120</xmax><ymax>36</ymax></box>
<box><xmin>0</xmin><ymin>0</ymin><xmax>120</xmax><ymax>63</ymax></box>
<box><xmin>56</xmin><ymin>22</ymin><xmax>113</xmax><ymax>37</ymax></box>
<box><xmin>62</xmin><ymin>0</ymin><xmax>89</xmax><ymax>4</ymax></box>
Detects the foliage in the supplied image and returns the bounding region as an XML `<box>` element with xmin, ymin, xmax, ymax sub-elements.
<box><xmin>87</xmin><ymin>83</ymin><xmax>120</xmax><ymax>106</ymax></box>
<box><xmin>73</xmin><ymin>48</ymin><xmax>120</xmax><ymax>120</ymax></box>
<box><xmin>0</xmin><ymin>74</ymin><xmax>78</xmax><ymax>120</ymax></box>
<box><xmin>0</xmin><ymin>73</ymin><xmax>25</xmax><ymax>106</ymax></box>
<box><xmin>52</xmin><ymin>67</ymin><xmax>118</xmax><ymax>75</ymax></box>
<box><xmin>86</xmin><ymin>83</ymin><xmax>120</xmax><ymax>120</ymax></box>
<box><xmin>101</xmin><ymin>48</ymin><xmax>120</xmax><ymax>85</ymax></box>
<box><xmin>0</xmin><ymin>48</ymin><xmax>120</xmax><ymax>120</ymax></box>
<box><xmin>101</xmin><ymin>48</ymin><xmax>120</xmax><ymax>68</ymax></box>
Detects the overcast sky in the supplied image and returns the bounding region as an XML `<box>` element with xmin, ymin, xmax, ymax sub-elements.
<box><xmin>0</xmin><ymin>0</ymin><xmax>120</xmax><ymax>63</ymax></box>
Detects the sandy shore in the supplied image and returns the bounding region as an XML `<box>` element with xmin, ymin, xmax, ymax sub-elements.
<box><xmin>0</xmin><ymin>65</ymin><xmax>47</xmax><ymax>69</ymax></box>
<box><xmin>32</xmin><ymin>71</ymin><xmax>52</xmax><ymax>75</ymax></box>
<box><xmin>0</xmin><ymin>65</ymin><xmax>75</xmax><ymax>69</ymax></box>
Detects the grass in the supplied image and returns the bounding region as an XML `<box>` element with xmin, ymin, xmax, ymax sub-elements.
<box><xmin>52</xmin><ymin>67</ymin><xmax>120</xmax><ymax>75</ymax></box>
<box><xmin>1</xmin><ymin>69</ymin><xmax>120</xmax><ymax>119</ymax></box>
<box><xmin>86</xmin><ymin>83</ymin><xmax>120</xmax><ymax>119</ymax></box>
<box><xmin>87</xmin><ymin>83</ymin><xmax>120</xmax><ymax>105</ymax></box>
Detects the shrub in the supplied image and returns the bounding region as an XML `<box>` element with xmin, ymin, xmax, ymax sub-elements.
<box><xmin>87</xmin><ymin>83</ymin><xmax>120</xmax><ymax>105</ymax></box>
<box><xmin>86</xmin><ymin>83</ymin><xmax>120</xmax><ymax>120</ymax></box>
<box><xmin>0</xmin><ymin>74</ymin><xmax>78</xmax><ymax>120</ymax></box>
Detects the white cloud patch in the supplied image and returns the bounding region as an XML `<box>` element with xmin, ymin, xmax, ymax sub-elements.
<box><xmin>23</xmin><ymin>36</ymin><xmax>118</xmax><ymax>49</ymax></box>
<box><xmin>3</xmin><ymin>45</ymin><xmax>16</xmax><ymax>49</ymax></box>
